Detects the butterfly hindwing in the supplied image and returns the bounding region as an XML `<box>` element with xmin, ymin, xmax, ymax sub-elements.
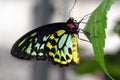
<box><xmin>46</xmin><ymin>30</ymin><xmax>72</xmax><ymax>65</ymax></box>
<box><xmin>46</xmin><ymin>32</ymin><xmax>80</xmax><ymax>65</ymax></box>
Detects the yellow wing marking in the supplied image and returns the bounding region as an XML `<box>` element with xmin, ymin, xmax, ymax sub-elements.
<box><xmin>46</xmin><ymin>42</ymin><xmax>52</xmax><ymax>49</ymax></box>
<box><xmin>49</xmin><ymin>34</ymin><xmax>55</xmax><ymax>39</ymax></box>
<box><xmin>72</xmin><ymin>34</ymin><xmax>80</xmax><ymax>64</ymax></box>
<box><xmin>56</xmin><ymin>30</ymin><xmax>65</xmax><ymax>36</ymax></box>
<box><xmin>60</xmin><ymin>50</ymin><xmax>67</xmax><ymax>64</ymax></box>
<box><xmin>49</xmin><ymin>51</ymin><xmax>55</xmax><ymax>57</ymax></box>
<box><xmin>54</xmin><ymin>50</ymin><xmax>61</xmax><ymax>63</ymax></box>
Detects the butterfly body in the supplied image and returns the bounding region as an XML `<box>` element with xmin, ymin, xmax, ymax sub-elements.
<box><xmin>11</xmin><ymin>17</ymin><xmax>80</xmax><ymax>66</ymax></box>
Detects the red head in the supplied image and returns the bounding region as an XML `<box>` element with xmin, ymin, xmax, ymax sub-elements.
<box><xmin>67</xmin><ymin>17</ymin><xmax>79</xmax><ymax>34</ymax></box>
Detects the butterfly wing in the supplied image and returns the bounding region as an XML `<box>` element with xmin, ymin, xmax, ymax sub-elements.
<box><xmin>11</xmin><ymin>23</ymin><xmax>80</xmax><ymax>65</ymax></box>
<box><xmin>46</xmin><ymin>31</ymin><xmax>80</xmax><ymax>66</ymax></box>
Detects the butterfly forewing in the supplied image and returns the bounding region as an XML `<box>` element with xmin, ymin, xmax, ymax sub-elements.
<box><xmin>11</xmin><ymin>23</ymin><xmax>66</xmax><ymax>59</ymax></box>
<box><xmin>11</xmin><ymin>21</ymin><xmax>80</xmax><ymax>66</ymax></box>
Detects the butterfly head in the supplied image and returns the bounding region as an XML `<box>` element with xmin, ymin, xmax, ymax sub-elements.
<box><xmin>67</xmin><ymin>17</ymin><xmax>79</xmax><ymax>34</ymax></box>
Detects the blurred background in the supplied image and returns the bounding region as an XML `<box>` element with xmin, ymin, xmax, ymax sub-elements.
<box><xmin>0</xmin><ymin>0</ymin><xmax>120</xmax><ymax>80</ymax></box>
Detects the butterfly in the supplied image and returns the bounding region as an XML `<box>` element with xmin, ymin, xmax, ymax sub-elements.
<box><xmin>11</xmin><ymin>17</ymin><xmax>82</xmax><ymax>66</ymax></box>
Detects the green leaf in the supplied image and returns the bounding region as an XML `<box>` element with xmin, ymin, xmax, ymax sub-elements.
<box><xmin>105</xmin><ymin>51</ymin><xmax>120</xmax><ymax>78</ymax></box>
<box><xmin>83</xmin><ymin>0</ymin><xmax>115</xmax><ymax>79</ymax></box>
<box><xmin>75</xmin><ymin>60</ymin><xmax>100</xmax><ymax>74</ymax></box>
<box><xmin>114</xmin><ymin>21</ymin><xmax>120</xmax><ymax>36</ymax></box>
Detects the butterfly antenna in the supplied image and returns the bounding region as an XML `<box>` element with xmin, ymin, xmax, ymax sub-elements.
<box><xmin>78</xmin><ymin>13</ymin><xmax>91</xmax><ymax>24</ymax></box>
<box><xmin>69</xmin><ymin>0</ymin><xmax>77</xmax><ymax>17</ymax></box>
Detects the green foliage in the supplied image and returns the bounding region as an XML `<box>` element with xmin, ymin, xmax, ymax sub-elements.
<box><xmin>75</xmin><ymin>59</ymin><xmax>100</xmax><ymax>74</ymax></box>
<box><xmin>83</xmin><ymin>0</ymin><xmax>116</xmax><ymax>79</ymax></box>
<box><xmin>114</xmin><ymin>21</ymin><xmax>120</xmax><ymax>36</ymax></box>
<box><xmin>105</xmin><ymin>50</ymin><xmax>120</xmax><ymax>79</ymax></box>
<box><xmin>75</xmin><ymin>52</ymin><xmax>120</xmax><ymax>80</ymax></box>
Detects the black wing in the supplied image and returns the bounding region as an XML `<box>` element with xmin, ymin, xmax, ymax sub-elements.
<box><xmin>11</xmin><ymin>23</ymin><xmax>80</xmax><ymax>65</ymax></box>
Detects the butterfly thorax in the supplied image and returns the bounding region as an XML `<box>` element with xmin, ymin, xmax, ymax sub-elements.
<box><xmin>67</xmin><ymin>17</ymin><xmax>79</xmax><ymax>34</ymax></box>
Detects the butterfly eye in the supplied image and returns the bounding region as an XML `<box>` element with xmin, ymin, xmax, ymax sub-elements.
<box><xmin>67</xmin><ymin>17</ymin><xmax>74</xmax><ymax>23</ymax></box>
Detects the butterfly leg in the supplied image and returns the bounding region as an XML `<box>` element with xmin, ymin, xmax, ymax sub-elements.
<box><xmin>77</xmin><ymin>29</ymin><xmax>90</xmax><ymax>43</ymax></box>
